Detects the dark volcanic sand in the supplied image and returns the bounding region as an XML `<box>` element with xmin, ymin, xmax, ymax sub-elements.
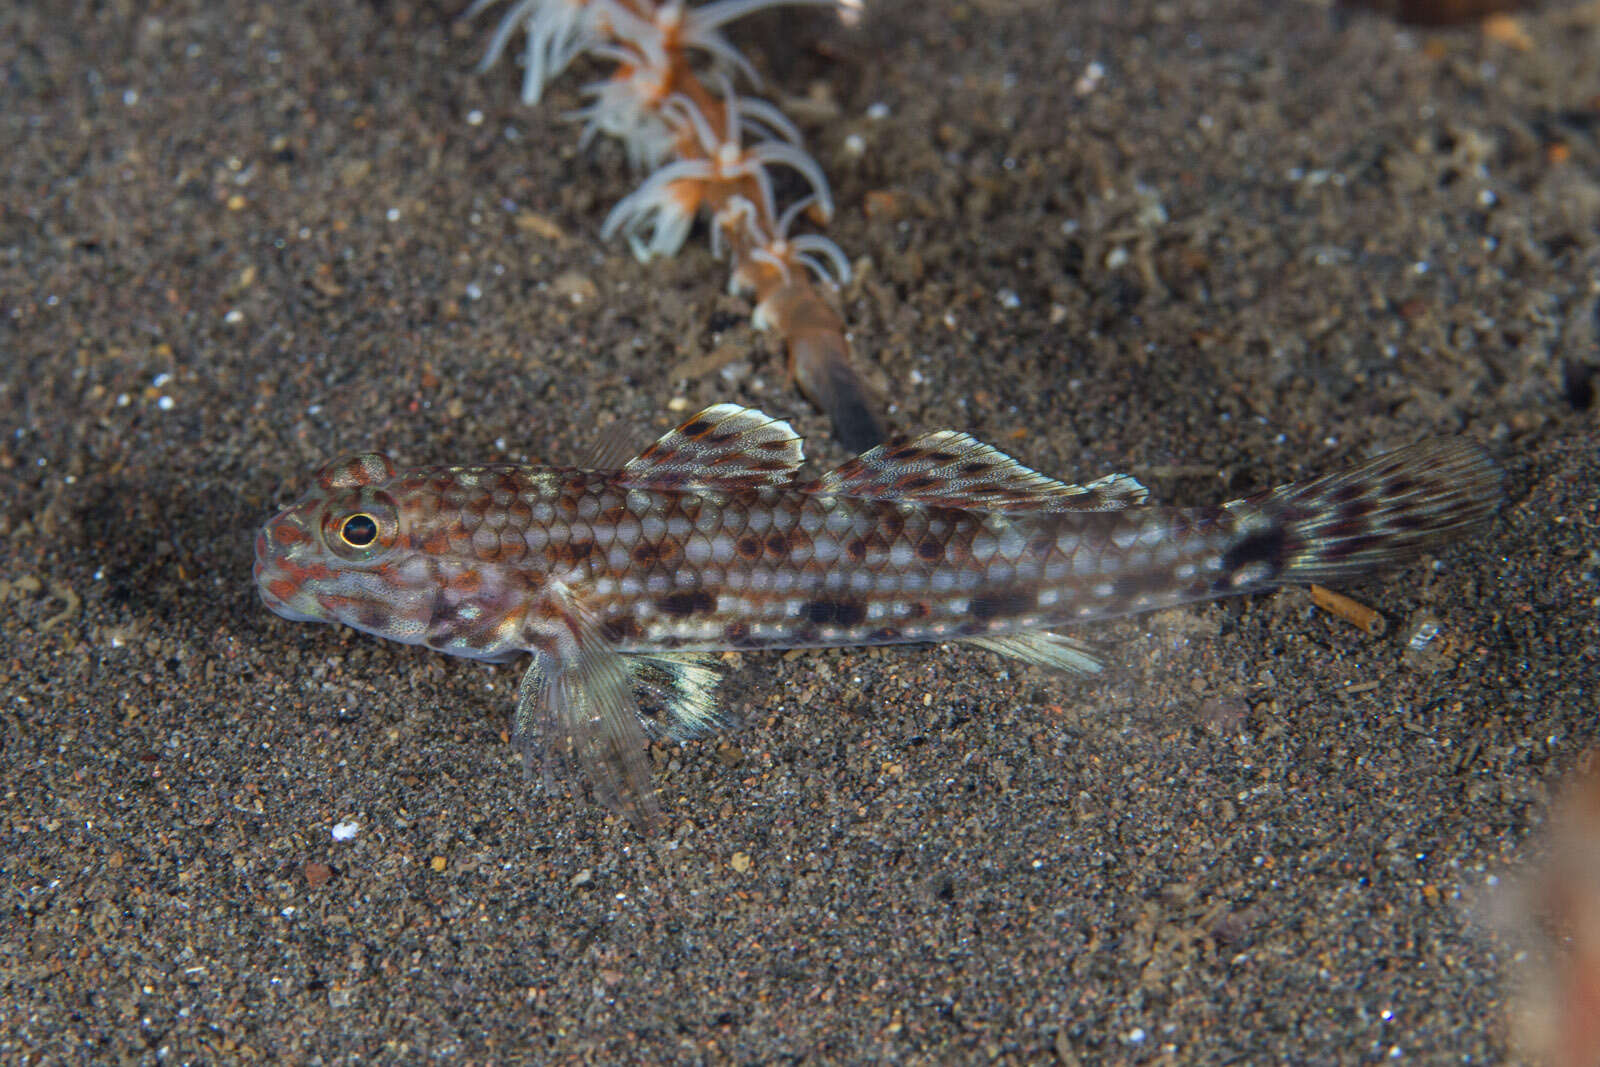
<box><xmin>4</xmin><ymin>1</ymin><xmax>1599</xmax><ymax>1061</ymax></box>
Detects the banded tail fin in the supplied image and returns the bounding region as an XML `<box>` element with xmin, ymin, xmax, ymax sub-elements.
<box><xmin>1232</xmin><ymin>439</ymin><xmax>1502</xmax><ymax>585</ymax></box>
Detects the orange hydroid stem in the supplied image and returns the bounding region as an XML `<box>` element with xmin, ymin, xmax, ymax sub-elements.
<box><xmin>758</xmin><ymin>279</ymin><xmax>883</xmax><ymax>452</ymax></box>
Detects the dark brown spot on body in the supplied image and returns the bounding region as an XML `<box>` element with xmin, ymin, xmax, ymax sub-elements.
<box><xmin>803</xmin><ymin>599</ymin><xmax>866</xmax><ymax>627</ymax></box>
<box><xmin>1222</xmin><ymin>527</ymin><xmax>1287</xmax><ymax>573</ymax></box>
<box><xmin>737</xmin><ymin>534</ymin><xmax>762</xmax><ymax>559</ymax></box>
<box><xmin>723</xmin><ymin>621</ymin><xmax>752</xmax><ymax>645</ymax></box>
<box><xmin>970</xmin><ymin>592</ymin><xmax>1032</xmax><ymax>622</ymax></box>
<box><xmin>659</xmin><ymin>590</ymin><xmax>715</xmax><ymax>617</ymax></box>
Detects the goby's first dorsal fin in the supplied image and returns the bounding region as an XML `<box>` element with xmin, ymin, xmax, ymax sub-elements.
<box><xmin>618</xmin><ymin>404</ymin><xmax>804</xmax><ymax>491</ymax></box>
<box><xmin>580</xmin><ymin>421</ymin><xmax>645</xmax><ymax>471</ymax></box>
<box><xmin>813</xmin><ymin>430</ymin><xmax>1147</xmax><ymax>512</ymax></box>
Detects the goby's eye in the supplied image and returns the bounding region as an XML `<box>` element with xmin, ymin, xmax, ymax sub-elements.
<box><xmin>323</xmin><ymin>494</ymin><xmax>398</xmax><ymax>562</ymax></box>
<box><xmin>340</xmin><ymin>513</ymin><xmax>379</xmax><ymax>547</ymax></box>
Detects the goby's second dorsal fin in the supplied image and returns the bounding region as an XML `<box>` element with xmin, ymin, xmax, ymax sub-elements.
<box><xmin>812</xmin><ymin>430</ymin><xmax>1147</xmax><ymax>512</ymax></box>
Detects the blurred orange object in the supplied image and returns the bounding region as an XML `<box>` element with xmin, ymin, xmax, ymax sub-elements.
<box><xmin>1342</xmin><ymin>0</ymin><xmax>1531</xmax><ymax>25</ymax></box>
<box><xmin>1509</xmin><ymin>751</ymin><xmax>1600</xmax><ymax>1066</ymax></box>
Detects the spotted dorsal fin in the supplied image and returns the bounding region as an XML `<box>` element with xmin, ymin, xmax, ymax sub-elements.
<box><xmin>813</xmin><ymin>430</ymin><xmax>1147</xmax><ymax>512</ymax></box>
<box><xmin>617</xmin><ymin>404</ymin><xmax>804</xmax><ymax>491</ymax></box>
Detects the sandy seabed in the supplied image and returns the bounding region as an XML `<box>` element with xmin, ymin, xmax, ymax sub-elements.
<box><xmin>3</xmin><ymin>1</ymin><xmax>1598</xmax><ymax>1061</ymax></box>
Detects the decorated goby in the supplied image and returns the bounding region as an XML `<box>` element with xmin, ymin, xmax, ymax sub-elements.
<box><xmin>255</xmin><ymin>405</ymin><xmax>1502</xmax><ymax>824</ymax></box>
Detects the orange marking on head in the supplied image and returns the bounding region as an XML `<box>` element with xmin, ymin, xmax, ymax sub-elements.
<box><xmin>316</xmin><ymin>593</ymin><xmax>366</xmax><ymax>615</ymax></box>
<box><xmin>272</xmin><ymin>522</ymin><xmax>308</xmax><ymax>546</ymax></box>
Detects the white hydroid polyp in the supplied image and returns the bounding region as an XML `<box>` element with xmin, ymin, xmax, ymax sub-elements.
<box><xmin>474</xmin><ymin>0</ymin><xmax>868</xmax><ymax>409</ymax></box>
<box><xmin>469</xmin><ymin>0</ymin><xmax>614</xmax><ymax>104</ymax></box>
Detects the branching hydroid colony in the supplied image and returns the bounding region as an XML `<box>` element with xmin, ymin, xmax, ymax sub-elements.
<box><xmin>467</xmin><ymin>0</ymin><xmax>884</xmax><ymax>451</ymax></box>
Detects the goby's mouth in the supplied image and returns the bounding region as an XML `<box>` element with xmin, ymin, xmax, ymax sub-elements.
<box><xmin>253</xmin><ymin>504</ymin><xmax>326</xmax><ymax>623</ymax></box>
